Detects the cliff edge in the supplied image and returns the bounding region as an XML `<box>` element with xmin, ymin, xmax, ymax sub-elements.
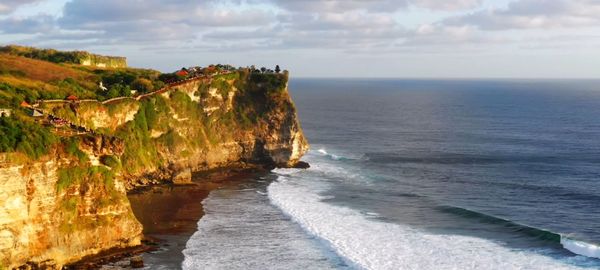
<box><xmin>0</xmin><ymin>51</ymin><xmax>308</xmax><ymax>269</ymax></box>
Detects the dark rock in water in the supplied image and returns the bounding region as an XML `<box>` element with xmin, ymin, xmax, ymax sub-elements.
<box><xmin>16</xmin><ymin>260</ymin><xmax>58</xmax><ymax>270</ymax></box>
<box><xmin>130</xmin><ymin>256</ymin><xmax>144</xmax><ymax>268</ymax></box>
<box><xmin>293</xmin><ymin>161</ymin><xmax>310</xmax><ymax>169</ymax></box>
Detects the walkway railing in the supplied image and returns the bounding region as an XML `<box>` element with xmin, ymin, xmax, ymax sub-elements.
<box><xmin>29</xmin><ymin>71</ymin><xmax>233</xmax><ymax>135</ymax></box>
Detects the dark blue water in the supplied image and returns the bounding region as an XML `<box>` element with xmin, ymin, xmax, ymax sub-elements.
<box><xmin>184</xmin><ymin>79</ymin><xmax>600</xmax><ymax>269</ymax></box>
<box><xmin>281</xmin><ymin>79</ymin><xmax>600</xmax><ymax>268</ymax></box>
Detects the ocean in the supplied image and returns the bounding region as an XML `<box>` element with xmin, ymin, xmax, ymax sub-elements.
<box><xmin>182</xmin><ymin>79</ymin><xmax>600</xmax><ymax>269</ymax></box>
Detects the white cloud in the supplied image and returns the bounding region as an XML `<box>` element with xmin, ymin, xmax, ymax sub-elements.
<box><xmin>411</xmin><ymin>0</ymin><xmax>482</xmax><ymax>11</ymax></box>
<box><xmin>0</xmin><ymin>0</ymin><xmax>42</xmax><ymax>14</ymax></box>
<box><xmin>444</xmin><ymin>0</ymin><xmax>600</xmax><ymax>30</ymax></box>
<box><xmin>0</xmin><ymin>0</ymin><xmax>599</xmax><ymax>78</ymax></box>
<box><xmin>0</xmin><ymin>14</ymin><xmax>55</xmax><ymax>34</ymax></box>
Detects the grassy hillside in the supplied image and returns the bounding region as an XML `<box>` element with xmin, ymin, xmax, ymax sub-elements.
<box><xmin>0</xmin><ymin>49</ymin><xmax>164</xmax><ymax>159</ymax></box>
<box><xmin>0</xmin><ymin>45</ymin><xmax>126</xmax><ymax>67</ymax></box>
<box><xmin>0</xmin><ymin>52</ymin><xmax>163</xmax><ymax>107</ymax></box>
<box><xmin>0</xmin><ymin>46</ymin><xmax>290</xmax><ymax>164</ymax></box>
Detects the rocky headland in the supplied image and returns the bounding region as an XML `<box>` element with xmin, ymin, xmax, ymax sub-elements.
<box><xmin>0</xmin><ymin>46</ymin><xmax>308</xmax><ymax>269</ymax></box>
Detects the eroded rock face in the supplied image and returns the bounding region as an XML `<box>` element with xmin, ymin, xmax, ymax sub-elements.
<box><xmin>0</xmin><ymin>153</ymin><xmax>142</xmax><ymax>269</ymax></box>
<box><xmin>0</xmin><ymin>71</ymin><xmax>308</xmax><ymax>267</ymax></box>
<box><xmin>111</xmin><ymin>72</ymin><xmax>309</xmax><ymax>186</ymax></box>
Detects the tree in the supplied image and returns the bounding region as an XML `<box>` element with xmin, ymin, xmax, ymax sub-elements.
<box><xmin>131</xmin><ymin>78</ymin><xmax>154</xmax><ymax>93</ymax></box>
<box><xmin>261</xmin><ymin>67</ymin><xmax>267</xmax><ymax>73</ymax></box>
<box><xmin>275</xmin><ymin>65</ymin><xmax>281</xmax><ymax>73</ymax></box>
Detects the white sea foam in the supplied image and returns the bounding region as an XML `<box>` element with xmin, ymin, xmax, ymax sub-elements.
<box><xmin>318</xmin><ymin>148</ymin><xmax>343</xmax><ymax>160</ymax></box>
<box><xmin>268</xmin><ymin>175</ymin><xmax>592</xmax><ymax>270</ymax></box>
<box><xmin>277</xmin><ymin>151</ymin><xmax>372</xmax><ymax>186</ymax></box>
<box><xmin>182</xmin><ymin>187</ymin><xmax>346</xmax><ymax>270</ymax></box>
<box><xmin>561</xmin><ymin>237</ymin><xmax>600</xmax><ymax>259</ymax></box>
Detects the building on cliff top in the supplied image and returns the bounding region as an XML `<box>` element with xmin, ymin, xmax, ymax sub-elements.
<box><xmin>78</xmin><ymin>53</ymin><xmax>127</xmax><ymax>68</ymax></box>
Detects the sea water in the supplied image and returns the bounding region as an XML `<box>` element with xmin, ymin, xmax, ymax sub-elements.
<box><xmin>184</xmin><ymin>79</ymin><xmax>600</xmax><ymax>269</ymax></box>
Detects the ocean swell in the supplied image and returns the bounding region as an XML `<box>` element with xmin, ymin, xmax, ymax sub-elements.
<box><xmin>268</xmin><ymin>171</ymin><xmax>593</xmax><ymax>270</ymax></box>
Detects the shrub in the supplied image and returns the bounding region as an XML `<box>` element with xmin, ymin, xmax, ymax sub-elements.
<box><xmin>131</xmin><ymin>78</ymin><xmax>154</xmax><ymax>93</ymax></box>
<box><xmin>64</xmin><ymin>137</ymin><xmax>89</xmax><ymax>163</ymax></box>
<box><xmin>0</xmin><ymin>115</ymin><xmax>57</xmax><ymax>159</ymax></box>
<box><xmin>100</xmin><ymin>155</ymin><xmax>122</xmax><ymax>170</ymax></box>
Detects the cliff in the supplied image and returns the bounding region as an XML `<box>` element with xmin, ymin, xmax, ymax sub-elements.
<box><xmin>78</xmin><ymin>53</ymin><xmax>127</xmax><ymax>68</ymax></box>
<box><xmin>0</xmin><ymin>136</ymin><xmax>142</xmax><ymax>269</ymax></box>
<box><xmin>44</xmin><ymin>71</ymin><xmax>308</xmax><ymax>186</ymax></box>
<box><xmin>0</xmin><ymin>66</ymin><xmax>308</xmax><ymax>268</ymax></box>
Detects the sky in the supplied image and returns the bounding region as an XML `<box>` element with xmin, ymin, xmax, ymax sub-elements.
<box><xmin>1</xmin><ymin>0</ymin><xmax>599</xmax><ymax>78</ymax></box>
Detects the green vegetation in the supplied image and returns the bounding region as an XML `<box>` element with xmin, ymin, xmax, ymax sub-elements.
<box><xmin>0</xmin><ymin>45</ymin><xmax>292</xmax><ymax>175</ymax></box>
<box><xmin>56</xmin><ymin>166</ymin><xmax>86</xmax><ymax>192</ymax></box>
<box><xmin>0</xmin><ymin>82</ymin><xmax>60</xmax><ymax>105</ymax></box>
<box><xmin>0</xmin><ymin>45</ymin><xmax>126</xmax><ymax>67</ymax></box>
<box><xmin>64</xmin><ymin>137</ymin><xmax>89</xmax><ymax>163</ymax></box>
<box><xmin>56</xmin><ymin>164</ymin><xmax>125</xmax><ymax>233</ymax></box>
<box><xmin>248</xmin><ymin>73</ymin><xmax>287</xmax><ymax>92</ymax></box>
<box><xmin>158</xmin><ymin>129</ymin><xmax>182</xmax><ymax>152</ymax></box>
<box><xmin>1</xmin><ymin>45</ymin><xmax>90</xmax><ymax>64</ymax></box>
<box><xmin>211</xmin><ymin>75</ymin><xmax>234</xmax><ymax>97</ymax></box>
<box><xmin>0</xmin><ymin>115</ymin><xmax>57</xmax><ymax>159</ymax></box>
<box><xmin>100</xmin><ymin>155</ymin><xmax>122</xmax><ymax>170</ymax></box>
<box><xmin>226</xmin><ymin>71</ymin><xmax>289</xmax><ymax>127</ymax></box>
<box><xmin>104</xmin><ymin>83</ymin><xmax>132</xmax><ymax>99</ymax></box>
<box><xmin>0</xmin><ymin>48</ymin><xmax>164</xmax><ymax>106</ymax></box>
<box><xmin>56</xmin><ymin>165</ymin><xmax>118</xmax><ymax>193</ymax></box>
<box><xmin>93</xmin><ymin>68</ymin><xmax>162</xmax><ymax>100</ymax></box>
<box><xmin>116</xmin><ymin>100</ymin><xmax>161</xmax><ymax>174</ymax></box>
<box><xmin>131</xmin><ymin>78</ymin><xmax>155</xmax><ymax>93</ymax></box>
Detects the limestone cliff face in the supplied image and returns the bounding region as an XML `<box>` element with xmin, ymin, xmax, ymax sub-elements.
<box><xmin>0</xmin><ymin>71</ymin><xmax>308</xmax><ymax>268</ymax></box>
<box><xmin>50</xmin><ymin>71</ymin><xmax>309</xmax><ymax>186</ymax></box>
<box><xmin>0</xmin><ymin>136</ymin><xmax>142</xmax><ymax>269</ymax></box>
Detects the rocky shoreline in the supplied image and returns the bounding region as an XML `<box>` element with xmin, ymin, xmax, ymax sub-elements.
<box><xmin>64</xmin><ymin>168</ymin><xmax>271</xmax><ymax>269</ymax></box>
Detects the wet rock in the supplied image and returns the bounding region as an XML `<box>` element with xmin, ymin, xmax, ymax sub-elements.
<box><xmin>292</xmin><ymin>161</ymin><xmax>310</xmax><ymax>169</ymax></box>
<box><xmin>130</xmin><ymin>256</ymin><xmax>144</xmax><ymax>268</ymax></box>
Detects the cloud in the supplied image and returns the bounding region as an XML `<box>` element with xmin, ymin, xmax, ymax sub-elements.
<box><xmin>1</xmin><ymin>0</ymin><xmax>599</xmax><ymax>55</ymax></box>
<box><xmin>59</xmin><ymin>0</ymin><xmax>274</xmax><ymax>27</ymax></box>
<box><xmin>0</xmin><ymin>14</ymin><xmax>56</xmax><ymax>34</ymax></box>
<box><xmin>444</xmin><ymin>0</ymin><xmax>600</xmax><ymax>30</ymax></box>
<box><xmin>254</xmin><ymin>0</ymin><xmax>409</xmax><ymax>13</ymax></box>
<box><xmin>52</xmin><ymin>0</ymin><xmax>276</xmax><ymax>44</ymax></box>
<box><xmin>403</xmin><ymin>23</ymin><xmax>508</xmax><ymax>49</ymax></box>
<box><xmin>411</xmin><ymin>0</ymin><xmax>482</xmax><ymax>11</ymax></box>
<box><xmin>0</xmin><ymin>0</ymin><xmax>42</xmax><ymax>14</ymax></box>
<box><xmin>258</xmin><ymin>0</ymin><xmax>481</xmax><ymax>13</ymax></box>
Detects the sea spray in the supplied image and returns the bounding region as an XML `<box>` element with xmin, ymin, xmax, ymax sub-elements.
<box><xmin>561</xmin><ymin>237</ymin><xmax>600</xmax><ymax>259</ymax></box>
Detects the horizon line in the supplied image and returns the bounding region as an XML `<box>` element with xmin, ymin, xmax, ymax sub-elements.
<box><xmin>289</xmin><ymin>76</ymin><xmax>600</xmax><ymax>81</ymax></box>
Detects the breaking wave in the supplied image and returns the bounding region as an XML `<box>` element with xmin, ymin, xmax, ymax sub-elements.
<box><xmin>268</xmin><ymin>169</ymin><xmax>597</xmax><ymax>269</ymax></box>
